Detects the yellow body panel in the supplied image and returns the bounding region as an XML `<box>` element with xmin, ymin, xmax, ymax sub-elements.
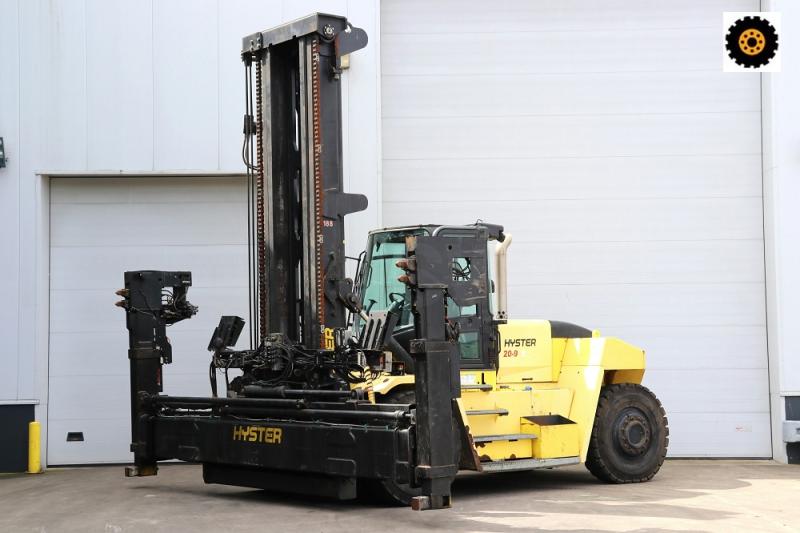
<box><xmin>363</xmin><ymin>319</ymin><xmax>646</xmax><ymax>468</ymax></box>
<box><xmin>496</xmin><ymin>320</ymin><xmax>553</xmax><ymax>383</ymax></box>
<box><xmin>371</xmin><ymin>374</ymin><xmax>414</xmax><ymax>396</ymax></box>
<box><xmin>522</xmin><ymin>418</ymin><xmax>580</xmax><ymax>459</ymax></box>
<box><xmin>462</xmin><ymin>389</ymin><xmax>532</xmax><ymax>438</ymax></box>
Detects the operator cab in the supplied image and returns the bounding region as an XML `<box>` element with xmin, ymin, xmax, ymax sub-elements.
<box><xmin>353</xmin><ymin>223</ymin><xmax>507</xmax><ymax>371</ymax></box>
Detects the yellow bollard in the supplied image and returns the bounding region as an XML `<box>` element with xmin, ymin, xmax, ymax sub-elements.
<box><xmin>28</xmin><ymin>421</ymin><xmax>41</xmax><ymax>473</ymax></box>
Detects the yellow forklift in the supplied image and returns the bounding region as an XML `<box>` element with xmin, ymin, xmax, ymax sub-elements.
<box><xmin>117</xmin><ymin>13</ymin><xmax>667</xmax><ymax>510</ymax></box>
<box><xmin>349</xmin><ymin>225</ymin><xmax>668</xmax><ymax>504</ymax></box>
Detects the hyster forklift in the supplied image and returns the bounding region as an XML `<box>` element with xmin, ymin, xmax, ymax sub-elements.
<box><xmin>118</xmin><ymin>14</ymin><xmax>668</xmax><ymax>510</ymax></box>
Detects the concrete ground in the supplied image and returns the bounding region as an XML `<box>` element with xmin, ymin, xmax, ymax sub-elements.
<box><xmin>0</xmin><ymin>460</ymin><xmax>797</xmax><ymax>532</ymax></box>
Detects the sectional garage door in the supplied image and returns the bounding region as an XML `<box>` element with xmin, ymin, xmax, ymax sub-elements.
<box><xmin>380</xmin><ymin>0</ymin><xmax>769</xmax><ymax>456</ymax></box>
<box><xmin>48</xmin><ymin>176</ymin><xmax>248</xmax><ymax>464</ymax></box>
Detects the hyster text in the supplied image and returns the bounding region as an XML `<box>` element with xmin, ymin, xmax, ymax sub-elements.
<box><xmin>504</xmin><ymin>338</ymin><xmax>536</xmax><ymax>348</ymax></box>
<box><xmin>232</xmin><ymin>425</ymin><xmax>283</xmax><ymax>444</ymax></box>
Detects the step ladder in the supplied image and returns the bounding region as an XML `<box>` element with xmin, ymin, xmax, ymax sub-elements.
<box><xmin>465</xmin><ymin>408</ymin><xmax>509</xmax><ymax>416</ymax></box>
<box><xmin>461</xmin><ymin>384</ymin><xmax>493</xmax><ymax>391</ymax></box>
<box><xmin>472</xmin><ymin>433</ymin><xmax>537</xmax><ymax>444</ymax></box>
<box><xmin>479</xmin><ymin>456</ymin><xmax>580</xmax><ymax>472</ymax></box>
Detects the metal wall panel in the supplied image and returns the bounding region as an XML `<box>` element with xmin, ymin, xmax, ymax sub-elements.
<box><xmin>153</xmin><ymin>0</ymin><xmax>219</xmax><ymax>170</ymax></box>
<box><xmin>86</xmin><ymin>0</ymin><xmax>154</xmax><ymax>170</ymax></box>
<box><xmin>381</xmin><ymin>0</ymin><xmax>768</xmax><ymax>456</ymax></box>
<box><xmin>0</xmin><ymin>0</ymin><xmax>21</xmax><ymax>400</ymax></box>
<box><xmin>764</xmin><ymin>1</ymin><xmax>800</xmax><ymax>407</ymax></box>
<box><xmin>15</xmin><ymin>0</ymin><xmax>48</xmax><ymax>403</ymax></box>
<box><xmin>46</xmin><ymin>0</ymin><xmax>87</xmax><ymax>171</ymax></box>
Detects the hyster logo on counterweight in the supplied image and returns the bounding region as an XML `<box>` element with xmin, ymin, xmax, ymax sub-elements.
<box><xmin>232</xmin><ymin>425</ymin><xmax>283</xmax><ymax>444</ymax></box>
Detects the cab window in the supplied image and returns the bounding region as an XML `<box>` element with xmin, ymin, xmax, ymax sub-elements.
<box><xmin>356</xmin><ymin>229</ymin><xmax>427</xmax><ymax>330</ymax></box>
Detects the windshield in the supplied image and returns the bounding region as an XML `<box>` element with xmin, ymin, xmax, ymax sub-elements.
<box><xmin>355</xmin><ymin>228</ymin><xmax>428</xmax><ymax>331</ymax></box>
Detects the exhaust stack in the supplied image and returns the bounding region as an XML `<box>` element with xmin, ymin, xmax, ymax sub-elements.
<box><xmin>494</xmin><ymin>233</ymin><xmax>512</xmax><ymax>320</ymax></box>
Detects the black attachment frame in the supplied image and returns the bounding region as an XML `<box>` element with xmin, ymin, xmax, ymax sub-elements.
<box><xmin>120</xmin><ymin>270</ymin><xmax>196</xmax><ymax>476</ymax></box>
<box><xmin>404</xmin><ymin>227</ymin><xmax>493</xmax><ymax>510</ymax></box>
<box><xmin>119</xmin><ymin>227</ymin><xmax>495</xmax><ymax>507</ymax></box>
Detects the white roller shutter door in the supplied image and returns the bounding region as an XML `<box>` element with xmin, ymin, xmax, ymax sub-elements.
<box><xmin>380</xmin><ymin>0</ymin><xmax>769</xmax><ymax>456</ymax></box>
<box><xmin>48</xmin><ymin>176</ymin><xmax>247</xmax><ymax>464</ymax></box>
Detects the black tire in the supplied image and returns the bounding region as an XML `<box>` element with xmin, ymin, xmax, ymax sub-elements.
<box><xmin>725</xmin><ymin>15</ymin><xmax>779</xmax><ymax>68</ymax></box>
<box><xmin>364</xmin><ymin>388</ymin><xmax>460</xmax><ymax>506</ymax></box>
<box><xmin>371</xmin><ymin>389</ymin><xmax>421</xmax><ymax>506</ymax></box>
<box><xmin>585</xmin><ymin>383</ymin><xmax>668</xmax><ymax>484</ymax></box>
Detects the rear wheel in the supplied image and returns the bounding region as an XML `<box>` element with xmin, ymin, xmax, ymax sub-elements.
<box><xmin>585</xmin><ymin>383</ymin><xmax>668</xmax><ymax>483</ymax></box>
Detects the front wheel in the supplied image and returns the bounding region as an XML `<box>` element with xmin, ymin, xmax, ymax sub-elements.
<box><xmin>369</xmin><ymin>389</ymin><xmax>421</xmax><ymax>505</ymax></box>
<box><xmin>364</xmin><ymin>388</ymin><xmax>461</xmax><ymax>506</ymax></box>
<box><xmin>585</xmin><ymin>383</ymin><xmax>668</xmax><ymax>483</ymax></box>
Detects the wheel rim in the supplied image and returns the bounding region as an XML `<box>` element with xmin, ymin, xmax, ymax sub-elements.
<box><xmin>614</xmin><ymin>408</ymin><xmax>652</xmax><ymax>457</ymax></box>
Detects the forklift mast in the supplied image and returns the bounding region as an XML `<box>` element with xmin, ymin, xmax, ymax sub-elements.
<box><xmin>242</xmin><ymin>13</ymin><xmax>368</xmax><ymax>349</ymax></box>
